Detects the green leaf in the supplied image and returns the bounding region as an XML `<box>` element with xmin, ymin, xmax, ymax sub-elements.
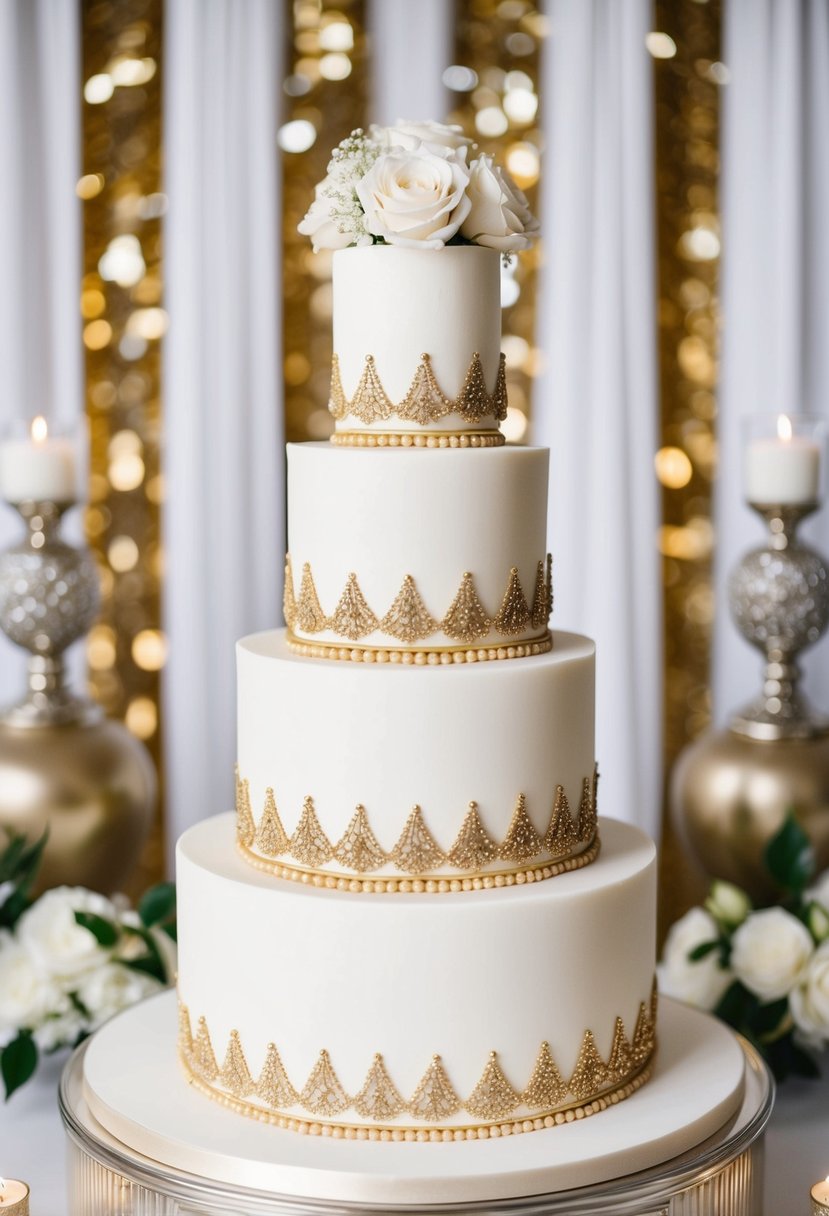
<box><xmin>123</xmin><ymin>955</ymin><xmax>166</xmax><ymax>983</ymax></box>
<box><xmin>765</xmin><ymin>1034</ymin><xmax>821</xmax><ymax>1082</ymax></box>
<box><xmin>688</xmin><ymin>940</ymin><xmax>720</xmax><ymax>962</ymax></box>
<box><xmin>752</xmin><ymin>997</ymin><xmax>790</xmax><ymax>1039</ymax></box>
<box><xmin>1</xmin><ymin>1031</ymin><xmax>38</xmax><ymax>1100</ymax></box>
<box><xmin>713</xmin><ymin>980</ymin><xmax>758</xmax><ymax>1032</ymax></box>
<box><xmin>138</xmin><ymin>882</ymin><xmax>176</xmax><ymax>929</ymax></box>
<box><xmin>74</xmin><ymin>910</ymin><xmax>119</xmax><ymax>948</ymax></box>
<box><xmin>0</xmin><ymin>889</ymin><xmax>30</xmax><ymax>930</ymax></box>
<box><xmin>765</xmin><ymin>814</ymin><xmax>815</xmax><ymax>893</ymax></box>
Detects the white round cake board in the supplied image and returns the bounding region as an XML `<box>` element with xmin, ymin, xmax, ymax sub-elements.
<box><xmin>82</xmin><ymin>990</ymin><xmax>747</xmax><ymax>1205</ymax></box>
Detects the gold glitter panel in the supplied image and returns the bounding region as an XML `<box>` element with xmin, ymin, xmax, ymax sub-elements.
<box><xmin>284</xmin><ymin>557</ymin><xmax>553</xmax><ymax>645</ymax></box>
<box><xmin>234</xmin><ymin>767</ymin><xmax>600</xmax><ymax>889</ymax></box>
<box><xmin>81</xmin><ymin>0</ymin><xmax>165</xmax><ymax>891</ymax></box>
<box><xmin>178</xmin><ymin>990</ymin><xmax>657</xmax><ymax>1136</ymax></box>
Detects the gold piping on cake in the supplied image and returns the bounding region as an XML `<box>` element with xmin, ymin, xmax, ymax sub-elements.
<box><xmin>328</xmin><ymin>351</ymin><xmax>508</xmax><ymax>426</ymax></box>
<box><xmin>234</xmin><ymin>770</ymin><xmax>601</xmax><ymax>889</ymax></box>
<box><xmin>283</xmin><ymin>558</ymin><xmax>554</xmax><ymax>647</ymax></box>
<box><xmin>177</xmin><ymin>991</ymin><xmax>657</xmax><ymax>1137</ymax></box>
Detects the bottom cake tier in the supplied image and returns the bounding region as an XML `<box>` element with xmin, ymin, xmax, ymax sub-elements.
<box><xmin>176</xmin><ymin>814</ymin><xmax>657</xmax><ymax>1138</ymax></box>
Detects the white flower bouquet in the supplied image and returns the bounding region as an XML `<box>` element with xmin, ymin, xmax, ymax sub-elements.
<box><xmin>660</xmin><ymin>814</ymin><xmax>829</xmax><ymax>1081</ymax></box>
<box><xmin>298</xmin><ymin>120</ymin><xmax>540</xmax><ymax>255</ymax></box>
<box><xmin>0</xmin><ymin>830</ymin><xmax>176</xmax><ymax>1099</ymax></box>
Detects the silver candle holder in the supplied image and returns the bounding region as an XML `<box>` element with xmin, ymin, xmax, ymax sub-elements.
<box><xmin>728</xmin><ymin>499</ymin><xmax>829</xmax><ymax>740</ymax></box>
<box><xmin>0</xmin><ymin>498</ymin><xmax>100</xmax><ymax>725</ymax></box>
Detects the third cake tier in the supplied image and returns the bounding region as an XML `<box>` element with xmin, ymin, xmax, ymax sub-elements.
<box><xmin>285</xmin><ymin>443</ymin><xmax>551</xmax><ymax>659</ymax></box>
<box><xmin>236</xmin><ymin>629</ymin><xmax>597</xmax><ymax>887</ymax></box>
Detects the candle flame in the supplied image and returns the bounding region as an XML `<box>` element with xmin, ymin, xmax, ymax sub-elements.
<box><xmin>30</xmin><ymin>415</ymin><xmax>48</xmax><ymax>444</ymax></box>
<box><xmin>777</xmin><ymin>413</ymin><xmax>793</xmax><ymax>442</ymax></box>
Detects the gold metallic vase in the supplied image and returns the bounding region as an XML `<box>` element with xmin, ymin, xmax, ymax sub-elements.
<box><xmin>0</xmin><ymin>500</ymin><xmax>155</xmax><ymax>894</ymax></box>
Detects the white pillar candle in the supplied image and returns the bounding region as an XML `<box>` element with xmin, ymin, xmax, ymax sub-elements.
<box><xmin>0</xmin><ymin>416</ymin><xmax>77</xmax><ymax>504</ymax></box>
<box><xmin>744</xmin><ymin>414</ymin><xmax>821</xmax><ymax>505</ymax></box>
<box><xmin>0</xmin><ymin>1178</ymin><xmax>30</xmax><ymax>1215</ymax></box>
<box><xmin>812</xmin><ymin>1177</ymin><xmax>829</xmax><ymax>1215</ymax></box>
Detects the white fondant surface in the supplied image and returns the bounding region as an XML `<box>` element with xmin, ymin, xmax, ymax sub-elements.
<box><xmin>333</xmin><ymin>246</ymin><xmax>502</xmax><ymax>432</ymax></box>
<box><xmin>287</xmin><ymin>443</ymin><xmax>549</xmax><ymax>649</ymax></box>
<box><xmin>83</xmin><ymin>991</ymin><xmax>746</xmax><ymax>1203</ymax></box>
<box><xmin>237</xmin><ymin>629</ymin><xmax>595</xmax><ymax>873</ymax></box>
<box><xmin>176</xmin><ymin>815</ymin><xmax>655</xmax><ymax>1127</ymax></box>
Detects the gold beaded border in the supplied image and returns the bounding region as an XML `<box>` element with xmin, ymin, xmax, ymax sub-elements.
<box><xmin>330</xmin><ymin>430</ymin><xmax>505</xmax><ymax>449</ymax></box>
<box><xmin>180</xmin><ymin>1053</ymin><xmax>653</xmax><ymax>1141</ymax></box>
<box><xmin>236</xmin><ymin>832</ymin><xmax>601</xmax><ymax>893</ymax></box>
<box><xmin>285</xmin><ymin>629</ymin><xmax>553</xmax><ymax>665</ymax></box>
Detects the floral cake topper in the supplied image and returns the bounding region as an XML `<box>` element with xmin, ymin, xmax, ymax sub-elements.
<box><xmin>299</xmin><ymin>120</ymin><xmax>540</xmax><ymax>254</ymax></box>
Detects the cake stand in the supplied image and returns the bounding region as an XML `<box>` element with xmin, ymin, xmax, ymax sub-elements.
<box><xmin>60</xmin><ymin>991</ymin><xmax>773</xmax><ymax>1215</ymax></box>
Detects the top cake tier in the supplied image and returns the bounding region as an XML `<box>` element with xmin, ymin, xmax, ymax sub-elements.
<box><xmin>329</xmin><ymin>246</ymin><xmax>506</xmax><ymax>444</ymax></box>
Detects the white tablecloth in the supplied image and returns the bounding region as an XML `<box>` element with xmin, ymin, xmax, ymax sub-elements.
<box><xmin>1</xmin><ymin>1052</ymin><xmax>827</xmax><ymax>1215</ymax></box>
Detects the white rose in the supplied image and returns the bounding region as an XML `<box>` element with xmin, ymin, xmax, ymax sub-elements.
<box><xmin>33</xmin><ymin>1008</ymin><xmax>86</xmax><ymax>1052</ymax></box>
<box><xmin>659</xmin><ymin>907</ymin><xmax>731</xmax><ymax>1010</ymax></box>
<box><xmin>460</xmin><ymin>154</ymin><xmax>540</xmax><ymax>252</ymax></box>
<box><xmin>78</xmin><ymin>962</ymin><xmax>160</xmax><ymax>1029</ymax></box>
<box><xmin>0</xmin><ymin>932</ymin><xmax>62</xmax><ymax>1031</ymax></box>
<box><xmin>297</xmin><ymin>180</ymin><xmax>355</xmax><ymax>253</ymax></box>
<box><xmin>17</xmin><ymin>887</ymin><xmax>117</xmax><ymax>983</ymax></box>
<box><xmin>790</xmin><ymin>940</ymin><xmax>829</xmax><ymax>1045</ymax></box>
<box><xmin>370</xmin><ymin>120</ymin><xmax>473</xmax><ymax>157</ymax></box>
<box><xmin>731</xmin><ymin>907</ymin><xmax>814</xmax><ymax>1001</ymax></box>
<box><xmin>356</xmin><ymin>148</ymin><xmax>471</xmax><ymax>249</ymax></box>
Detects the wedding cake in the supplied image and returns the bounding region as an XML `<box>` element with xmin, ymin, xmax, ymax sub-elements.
<box><xmin>174</xmin><ymin>123</ymin><xmax>659</xmax><ymax>1142</ymax></box>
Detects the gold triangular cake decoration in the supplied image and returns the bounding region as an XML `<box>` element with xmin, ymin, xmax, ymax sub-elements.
<box><xmin>328</xmin><ymin>353</ymin><xmax>348</xmax><ymax>420</ymax></box>
<box><xmin>530</xmin><ymin>560</ymin><xmax>547</xmax><ymax>630</ymax></box>
<box><xmin>577</xmin><ymin>777</ymin><xmax>596</xmax><ymax>843</ymax></box>
<box><xmin>650</xmin><ymin>975</ymin><xmax>659</xmax><ymax>1026</ymax></box>
<box><xmin>492</xmin><ymin>352</ymin><xmax>508</xmax><ymax>421</ymax></box>
<box><xmin>350</xmin><ymin>354</ymin><xmax>394</xmax><ymax>424</ymax></box>
<box><xmin>494</xmin><ymin>567</ymin><xmax>531</xmax><ymax>636</ymax></box>
<box><xmin>391</xmin><ymin>806</ymin><xmax>445</xmax><ymax>873</ymax></box>
<box><xmin>568</xmin><ymin>1029</ymin><xmax>610</xmax><ymax>1102</ymax></box>
<box><xmin>178</xmin><ymin>1003</ymin><xmax>194</xmax><ymax>1061</ymax></box>
<box><xmin>220</xmin><ymin>1029</ymin><xmax>255</xmax><ymax>1098</ymax></box>
<box><xmin>256</xmin><ymin>1042</ymin><xmax>299</xmax><ymax>1109</ymax></box>
<box><xmin>300</xmin><ymin>1049</ymin><xmax>350</xmax><ymax>1116</ymax></box>
<box><xmin>296</xmin><ymin>562</ymin><xmax>327</xmax><ymax>633</ymax></box>
<box><xmin>631</xmin><ymin>1001</ymin><xmax>655</xmax><ymax>1067</ymax></box>
<box><xmin>606</xmin><ymin>1016</ymin><xmax>634</xmax><ymax>1083</ymax></box>
<box><xmin>499</xmin><ymin>794</ymin><xmax>542</xmax><ymax>864</ymax></box>
<box><xmin>592</xmin><ymin>763</ymin><xmax>600</xmax><ymax>819</ymax></box>
<box><xmin>465</xmin><ymin>1051</ymin><xmax>521</xmax><ymax>1121</ymax></box>
<box><xmin>333</xmin><ymin>805</ymin><xmax>387</xmax><ymax>873</ymax></box>
<box><xmin>544</xmin><ymin>786</ymin><xmax>577</xmax><ymax>857</ymax></box>
<box><xmin>330</xmin><ymin>572</ymin><xmax>379</xmax><ymax>641</ymax></box>
<box><xmin>193</xmin><ymin>1016</ymin><xmax>219</xmax><ymax>1082</ymax></box>
<box><xmin>545</xmin><ymin>553</ymin><xmax>554</xmax><ymax>622</ymax></box>
<box><xmin>254</xmin><ymin>788</ymin><xmax>290</xmax><ymax>858</ymax></box>
<box><xmin>289</xmin><ymin>796</ymin><xmax>334</xmax><ymax>867</ymax></box>
<box><xmin>398</xmin><ymin>353</ymin><xmax>451</xmax><ymax>425</ymax></box>
<box><xmin>408</xmin><ymin>1054</ymin><xmax>461</xmax><ymax>1121</ymax></box>
<box><xmin>456</xmin><ymin>352</ymin><xmax>490</xmax><ymax>422</ymax></box>
<box><xmin>523</xmin><ymin>1041</ymin><xmax>567</xmax><ymax>1109</ymax></box>
<box><xmin>442</xmin><ymin>571</ymin><xmax>491</xmax><ymax>644</ymax></box>
<box><xmin>447</xmin><ymin>801</ymin><xmax>499</xmax><ymax>868</ymax></box>
<box><xmin>236</xmin><ymin>775</ymin><xmax>255</xmax><ymax>849</ymax></box>
<box><xmin>283</xmin><ymin>555</ymin><xmax>297</xmax><ymax>629</ymax></box>
<box><xmin>353</xmin><ymin>1053</ymin><xmax>407</xmax><ymax>1120</ymax></box>
<box><xmin>380</xmin><ymin>574</ymin><xmax>439</xmax><ymax>643</ymax></box>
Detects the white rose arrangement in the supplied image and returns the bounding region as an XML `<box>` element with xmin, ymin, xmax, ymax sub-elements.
<box><xmin>0</xmin><ymin>830</ymin><xmax>176</xmax><ymax>1099</ymax></box>
<box><xmin>298</xmin><ymin>121</ymin><xmax>539</xmax><ymax>255</ymax></box>
<box><xmin>659</xmin><ymin>814</ymin><xmax>829</xmax><ymax>1081</ymax></box>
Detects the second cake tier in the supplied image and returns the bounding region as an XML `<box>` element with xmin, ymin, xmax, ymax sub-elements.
<box><xmin>284</xmin><ymin>442</ymin><xmax>551</xmax><ymax>657</ymax></box>
<box><xmin>236</xmin><ymin>628</ymin><xmax>597</xmax><ymax>887</ymax></box>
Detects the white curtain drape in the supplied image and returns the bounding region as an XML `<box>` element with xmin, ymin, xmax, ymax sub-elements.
<box><xmin>162</xmin><ymin>0</ymin><xmax>284</xmax><ymax>864</ymax></box>
<box><xmin>714</xmin><ymin>0</ymin><xmax>829</xmax><ymax>723</ymax></box>
<box><xmin>0</xmin><ymin>0</ymin><xmax>82</xmax><ymax>698</ymax></box>
<box><xmin>533</xmin><ymin>0</ymin><xmax>662</xmax><ymax>837</ymax></box>
<box><xmin>369</xmin><ymin>0</ymin><xmax>451</xmax><ymax>125</ymax></box>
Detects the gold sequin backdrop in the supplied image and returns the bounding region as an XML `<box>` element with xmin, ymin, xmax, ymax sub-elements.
<box><xmin>81</xmin><ymin>0</ymin><xmax>165</xmax><ymax>893</ymax></box>
<box><xmin>77</xmin><ymin>1</ymin><xmax>720</xmax><ymax>899</ymax></box>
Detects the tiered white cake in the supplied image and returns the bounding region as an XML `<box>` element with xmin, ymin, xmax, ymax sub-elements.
<box><xmin>175</xmin><ymin>244</ymin><xmax>658</xmax><ymax>1140</ymax></box>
